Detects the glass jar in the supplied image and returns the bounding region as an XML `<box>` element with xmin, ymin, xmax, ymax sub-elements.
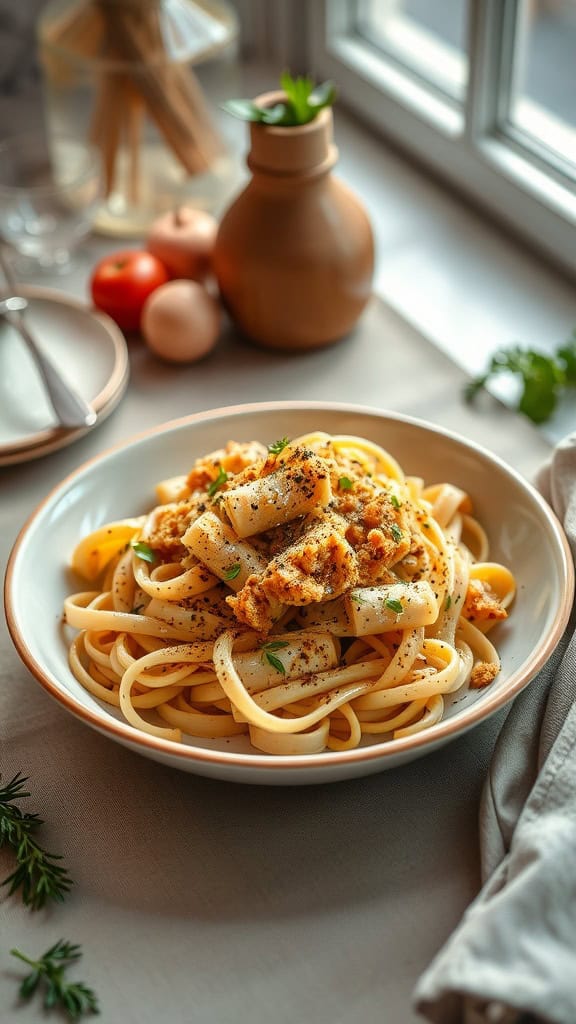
<box><xmin>37</xmin><ymin>0</ymin><xmax>241</xmax><ymax>236</ymax></box>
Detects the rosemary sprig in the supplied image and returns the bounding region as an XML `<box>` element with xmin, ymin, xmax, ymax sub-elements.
<box><xmin>0</xmin><ymin>773</ymin><xmax>73</xmax><ymax>910</ymax></box>
<box><xmin>11</xmin><ymin>940</ymin><xmax>99</xmax><ymax>1020</ymax></box>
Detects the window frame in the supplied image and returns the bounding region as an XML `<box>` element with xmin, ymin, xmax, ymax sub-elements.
<box><xmin>304</xmin><ymin>0</ymin><xmax>576</xmax><ymax>278</ymax></box>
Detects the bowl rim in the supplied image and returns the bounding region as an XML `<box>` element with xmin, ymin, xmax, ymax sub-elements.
<box><xmin>5</xmin><ymin>400</ymin><xmax>574</xmax><ymax>772</ymax></box>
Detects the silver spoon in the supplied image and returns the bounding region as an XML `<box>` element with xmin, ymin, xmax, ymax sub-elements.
<box><xmin>0</xmin><ymin>290</ymin><xmax>97</xmax><ymax>431</ymax></box>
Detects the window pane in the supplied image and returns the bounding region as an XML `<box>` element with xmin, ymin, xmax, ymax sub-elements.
<box><xmin>355</xmin><ymin>0</ymin><xmax>469</xmax><ymax>101</ymax></box>
<box><xmin>508</xmin><ymin>0</ymin><xmax>576</xmax><ymax>168</ymax></box>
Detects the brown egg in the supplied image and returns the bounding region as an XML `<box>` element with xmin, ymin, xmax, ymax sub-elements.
<box><xmin>146</xmin><ymin>208</ymin><xmax>217</xmax><ymax>281</ymax></box>
<box><xmin>141</xmin><ymin>280</ymin><xmax>221</xmax><ymax>363</ymax></box>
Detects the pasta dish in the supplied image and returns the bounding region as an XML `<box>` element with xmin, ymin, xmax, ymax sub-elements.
<box><xmin>64</xmin><ymin>432</ymin><xmax>515</xmax><ymax>755</ymax></box>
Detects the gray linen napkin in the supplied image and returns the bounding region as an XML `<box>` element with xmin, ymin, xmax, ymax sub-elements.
<box><xmin>413</xmin><ymin>433</ymin><xmax>576</xmax><ymax>1024</ymax></box>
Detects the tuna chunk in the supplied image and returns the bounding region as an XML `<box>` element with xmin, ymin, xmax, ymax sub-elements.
<box><xmin>227</xmin><ymin>514</ymin><xmax>358</xmax><ymax>630</ymax></box>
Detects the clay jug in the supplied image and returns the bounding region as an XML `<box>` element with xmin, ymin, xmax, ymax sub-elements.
<box><xmin>212</xmin><ymin>92</ymin><xmax>374</xmax><ymax>351</ymax></box>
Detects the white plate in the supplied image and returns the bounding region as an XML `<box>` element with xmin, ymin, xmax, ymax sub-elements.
<box><xmin>0</xmin><ymin>286</ymin><xmax>129</xmax><ymax>465</ymax></box>
<box><xmin>5</xmin><ymin>402</ymin><xmax>574</xmax><ymax>785</ymax></box>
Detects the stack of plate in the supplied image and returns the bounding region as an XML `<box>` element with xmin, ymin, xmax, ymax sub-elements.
<box><xmin>0</xmin><ymin>286</ymin><xmax>129</xmax><ymax>466</ymax></box>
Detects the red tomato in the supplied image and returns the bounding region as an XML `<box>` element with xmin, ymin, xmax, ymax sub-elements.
<box><xmin>90</xmin><ymin>250</ymin><xmax>170</xmax><ymax>332</ymax></box>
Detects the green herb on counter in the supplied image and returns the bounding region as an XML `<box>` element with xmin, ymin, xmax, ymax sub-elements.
<box><xmin>223</xmin><ymin>72</ymin><xmax>336</xmax><ymax>127</ymax></box>
<box><xmin>0</xmin><ymin>773</ymin><xmax>73</xmax><ymax>911</ymax></box>
<box><xmin>11</xmin><ymin>940</ymin><xmax>99</xmax><ymax>1020</ymax></box>
<box><xmin>465</xmin><ymin>333</ymin><xmax>576</xmax><ymax>424</ymax></box>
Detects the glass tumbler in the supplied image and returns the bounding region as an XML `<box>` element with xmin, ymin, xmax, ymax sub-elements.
<box><xmin>0</xmin><ymin>133</ymin><xmax>101</xmax><ymax>274</ymax></box>
<box><xmin>38</xmin><ymin>0</ymin><xmax>241</xmax><ymax>237</ymax></box>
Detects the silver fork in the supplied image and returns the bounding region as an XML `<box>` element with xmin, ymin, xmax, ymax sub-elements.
<box><xmin>0</xmin><ymin>252</ymin><xmax>97</xmax><ymax>430</ymax></box>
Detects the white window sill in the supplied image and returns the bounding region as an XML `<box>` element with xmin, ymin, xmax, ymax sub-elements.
<box><xmin>332</xmin><ymin>104</ymin><xmax>576</xmax><ymax>446</ymax></box>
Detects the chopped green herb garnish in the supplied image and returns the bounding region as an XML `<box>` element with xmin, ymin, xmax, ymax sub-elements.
<box><xmin>390</xmin><ymin>494</ymin><xmax>402</xmax><ymax>509</ymax></box>
<box><xmin>224</xmin><ymin>563</ymin><xmax>241</xmax><ymax>581</ymax></box>
<box><xmin>268</xmin><ymin>437</ymin><xmax>291</xmax><ymax>456</ymax></box>
<box><xmin>390</xmin><ymin>524</ymin><xmax>403</xmax><ymax>543</ymax></box>
<box><xmin>207</xmin><ymin>466</ymin><xmax>228</xmax><ymax>498</ymax></box>
<box><xmin>11</xmin><ymin>940</ymin><xmax>99</xmax><ymax>1020</ymax></box>
<box><xmin>261</xmin><ymin>640</ymin><xmax>290</xmax><ymax>652</ymax></box>
<box><xmin>130</xmin><ymin>541</ymin><xmax>156</xmax><ymax>564</ymax></box>
<box><xmin>385</xmin><ymin>598</ymin><xmax>404</xmax><ymax>615</ymax></box>
<box><xmin>260</xmin><ymin>639</ymin><xmax>290</xmax><ymax>674</ymax></box>
<box><xmin>445</xmin><ymin>595</ymin><xmax>452</xmax><ymax>611</ymax></box>
<box><xmin>264</xmin><ymin>653</ymin><xmax>286</xmax><ymax>674</ymax></box>
<box><xmin>338</xmin><ymin>476</ymin><xmax>353</xmax><ymax>490</ymax></box>
<box><xmin>0</xmin><ymin>773</ymin><xmax>73</xmax><ymax>910</ymax></box>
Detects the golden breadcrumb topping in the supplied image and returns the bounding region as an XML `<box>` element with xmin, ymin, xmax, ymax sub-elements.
<box><xmin>470</xmin><ymin>661</ymin><xmax>500</xmax><ymax>689</ymax></box>
<box><xmin>463</xmin><ymin>579</ymin><xmax>508</xmax><ymax>623</ymax></box>
<box><xmin>186</xmin><ymin>440</ymin><xmax>267</xmax><ymax>493</ymax></box>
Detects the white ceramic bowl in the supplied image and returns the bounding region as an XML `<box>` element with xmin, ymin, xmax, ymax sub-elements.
<box><xmin>5</xmin><ymin>402</ymin><xmax>574</xmax><ymax>785</ymax></box>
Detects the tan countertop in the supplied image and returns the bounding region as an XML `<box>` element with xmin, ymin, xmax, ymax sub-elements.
<box><xmin>0</xmin><ymin>284</ymin><xmax>553</xmax><ymax>1023</ymax></box>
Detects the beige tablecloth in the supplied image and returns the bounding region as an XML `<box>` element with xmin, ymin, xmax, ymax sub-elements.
<box><xmin>1</xmin><ymin>295</ymin><xmax>553</xmax><ymax>1023</ymax></box>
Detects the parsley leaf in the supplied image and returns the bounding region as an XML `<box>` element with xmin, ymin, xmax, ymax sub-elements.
<box><xmin>130</xmin><ymin>541</ymin><xmax>156</xmax><ymax>564</ymax></box>
<box><xmin>268</xmin><ymin>437</ymin><xmax>291</xmax><ymax>456</ymax></box>
<box><xmin>465</xmin><ymin>332</ymin><xmax>576</xmax><ymax>424</ymax></box>
<box><xmin>224</xmin><ymin>563</ymin><xmax>241</xmax><ymax>581</ymax></box>
<box><xmin>260</xmin><ymin>639</ymin><xmax>289</xmax><ymax>675</ymax></box>
<box><xmin>207</xmin><ymin>466</ymin><xmax>228</xmax><ymax>498</ymax></box>
<box><xmin>264</xmin><ymin>653</ymin><xmax>286</xmax><ymax>674</ymax></box>
<box><xmin>390</xmin><ymin>524</ymin><xmax>403</xmax><ymax>543</ymax></box>
<box><xmin>390</xmin><ymin>494</ymin><xmax>402</xmax><ymax>509</ymax></box>
<box><xmin>338</xmin><ymin>476</ymin><xmax>353</xmax><ymax>490</ymax></box>
<box><xmin>385</xmin><ymin>598</ymin><xmax>404</xmax><ymax>614</ymax></box>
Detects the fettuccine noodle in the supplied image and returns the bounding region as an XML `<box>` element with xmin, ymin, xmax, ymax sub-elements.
<box><xmin>64</xmin><ymin>432</ymin><xmax>515</xmax><ymax>753</ymax></box>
